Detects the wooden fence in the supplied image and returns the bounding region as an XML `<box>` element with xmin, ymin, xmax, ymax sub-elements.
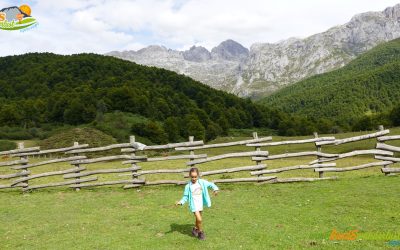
<box><xmin>0</xmin><ymin>125</ymin><xmax>398</xmax><ymax>192</ymax></box>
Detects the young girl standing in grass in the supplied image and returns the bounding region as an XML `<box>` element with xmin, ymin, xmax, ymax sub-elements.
<box><xmin>175</xmin><ymin>167</ymin><xmax>219</xmax><ymax>240</ymax></box>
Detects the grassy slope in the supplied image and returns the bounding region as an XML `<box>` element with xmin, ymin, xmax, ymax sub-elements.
<box><xmin>0</xmin><ymin>177</ymin><xmax>398</xmax><ymax>249</ymax></box>
<box><xmin>259</xmin><ymin>38</ymin><xmax>400</xmax><ymax>123</ymax></box>
<box><xmin>0</xmin><ymin>128</ymin><xmax>400</xmax><ymax>249</ymax></box>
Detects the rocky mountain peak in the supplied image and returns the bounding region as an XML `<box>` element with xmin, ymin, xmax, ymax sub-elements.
<box><xmin>137</xmin><ymin>45</ymin><xmax>168</xmax><ymax>54</ymax></box>
<box><xmin>383</xmin><ymin>3</ymin><xmax>400</xmax><ymax>20</ymax></box>
<box><xmin>183</xmin><ymin>45</ymin><xmax>211</xmax><ymax>62</ymax></box>
<box><xmin>211</xmin><ymin>39</ymin><xmax>249</xmax><ymax>61</ymax></box>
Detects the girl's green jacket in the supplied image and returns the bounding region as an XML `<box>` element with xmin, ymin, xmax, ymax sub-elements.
<box><xmin>179</xmin><ymin>178</ymin><xmax>219</xmax><ymax>212</ymax></box>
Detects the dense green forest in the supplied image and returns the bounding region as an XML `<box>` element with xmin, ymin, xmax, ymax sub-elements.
<box><xmin>259</xmin><ymin>38</ymin><xmax>400</xmax><ymax>132</ymax></box>
<box><xmin>0</xmin><ymin>53</ymin><xmax>324</xmax><ymax>143</ymax></box>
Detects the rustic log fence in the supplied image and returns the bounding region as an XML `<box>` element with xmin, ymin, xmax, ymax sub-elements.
<box><xmin>0</xmin><ymin>125</ymin><xmax>398</xmax><ymax>192</ymax></box>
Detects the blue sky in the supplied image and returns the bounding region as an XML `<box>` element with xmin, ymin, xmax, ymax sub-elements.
<box><xmin>0</xmin><ymin>0</ymin><xmax>399</xmax><ymax>56</ymax></box>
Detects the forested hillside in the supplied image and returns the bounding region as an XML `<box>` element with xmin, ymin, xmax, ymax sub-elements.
<box><xmin>260</xmin><ymin>38</ymin><xmax>400</xmax><ymax>131</ymax></box>
<box><xmin>0</xmin><ymin>53</ymin><xmax>298</xmax><ymax>142</ymax></box>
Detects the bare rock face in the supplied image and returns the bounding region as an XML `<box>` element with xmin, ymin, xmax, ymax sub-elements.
<box><xmin>107</xmin><ymin>41</ymin><xmax>242</xmax><ymax>92</ymax></box>
<box><xmin>183</xmin><ymin>46</ymin><xmax>211</xmax><ymax>62</ymax></box>
<box><xmin>211</xmin><ymin>39</ymin><xmax>249</xmax><ymax>61</ymax></box>
<box><xmin>107</xmin><ymin>4</ymin><xmax>400</xmax><ymax>99</ymax></box>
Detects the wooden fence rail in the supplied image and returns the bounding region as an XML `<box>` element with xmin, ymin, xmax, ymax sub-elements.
<box><xmin>0</xmin><ymin>125</ymin><xmax>398</xmax><ymax>192</ymax></box>
<box><xmin>11</xmin><ymin>144</ymin><xmax>89</xmax><ymax>157</ymax></box>
<box><xmin>0</xmin><ymin>146</ymin><xmax>40</xmax><ymax>156</ymax></box>
<box><xmin>183</xmin><ymin>164</ymin><xmax>267</xmax><ymax>177</ymax></box>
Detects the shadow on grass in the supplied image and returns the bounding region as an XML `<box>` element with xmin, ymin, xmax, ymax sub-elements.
<box><xmin>165</xmin><ymin>223</ymin><xmax>194</xmax><ymax>237</ymax></box>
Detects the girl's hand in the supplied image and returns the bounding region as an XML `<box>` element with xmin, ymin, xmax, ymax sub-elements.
<box><xmin>175</xmin><ymin>201</ymin><xmax>182</xmax><ymax>206</ymax></box>
<box><xmin>213</xmin><ymin>190</ymin><xmax>219</xmax><ymax>196</ymax></box>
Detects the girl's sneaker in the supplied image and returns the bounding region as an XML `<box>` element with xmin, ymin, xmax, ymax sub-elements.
<box><xmin>198</xmin><ymin>230</ymin><xmax>206</xmax><ymax>240</ymax></box>
<box><xmin>192</xmin><ymin>227</ymin><xmax>199</xmax><ymax>237</ymax></box>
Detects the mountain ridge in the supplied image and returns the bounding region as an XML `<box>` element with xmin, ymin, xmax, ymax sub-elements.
<box><xmin>258</xmin><ymin>38</ymin><xmax>400</xmax><ymax>128</ymax></box>
<box><xmin>107</xmin><ymin>4</ymin><xmax>400</xmax><ymax>99</ymax></box>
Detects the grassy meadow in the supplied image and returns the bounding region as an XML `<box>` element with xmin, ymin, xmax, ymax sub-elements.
<box><xmin>0</xmin><ymin>128</ymin><xmax>399</xmax><ymax>249</ymax></box>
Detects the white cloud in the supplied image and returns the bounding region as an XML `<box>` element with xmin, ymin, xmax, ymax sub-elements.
<box><xmin>0</xmin><ymin>0</ymin><xmax>398</xmax><ymax>56</ymax></box>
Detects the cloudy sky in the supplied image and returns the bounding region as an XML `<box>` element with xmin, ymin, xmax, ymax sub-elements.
<box><xmin>0</xmin><ymin>0</ymin><xmax>399</xmax><ymax>56</ymax></box>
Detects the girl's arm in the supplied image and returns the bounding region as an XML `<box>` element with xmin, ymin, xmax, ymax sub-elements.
<box><xmin>204</xmin><ymin>179</ymin><xmax>219</xmax><ymax>191</ymax></box>
<box><xmin>178</xmin><ymin>185</ymin><xmax>189</xmax><ymax>205</ymax></box>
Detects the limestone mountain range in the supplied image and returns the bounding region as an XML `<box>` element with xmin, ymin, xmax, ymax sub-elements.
<box><xmin>107</xmin><ymin>4</ymin><xmax>400</xmax><ymax>99</ymax></box>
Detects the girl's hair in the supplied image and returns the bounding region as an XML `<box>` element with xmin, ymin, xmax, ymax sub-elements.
<box><xmin>189</xmin><ymin>167</ymin><xmax>200</xmax><ymax>176</ymax></box>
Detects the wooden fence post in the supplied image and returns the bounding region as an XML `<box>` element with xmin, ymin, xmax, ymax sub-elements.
<box><xmin>18</xmin><ymin>142</ymin><xmax>29</xmax><ymax>191</ymax></box>
<box><xmin>189</xmin><ymin>136</ymin><xmax>195</xmax><ymax>169</ymax></box>
<box><xmin>130</xmin><ymin>136</ymin><xmax>140</xmax><ymax>182</ymax></box>
<box><xmin>377</xmin><ymin>125</ymin><xmax>390</xmax><ymax>176</ymax></box>
<box><xmin>314</xmin><ymin>132</ymin><xmax>324</xmax><ymax>178</ymax></box>
<box><xmin>73</xmin><ymin>142</ymin><xmax>81</xmax><ymax>191</ymax></box>
<box><xmin>253</xmin><ymin>132</ymin><xmax>264</xmax><ymax>178</ymax></box>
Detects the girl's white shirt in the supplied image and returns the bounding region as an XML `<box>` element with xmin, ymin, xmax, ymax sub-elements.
<box><xmin>190</xmin><ymin>181</ymin><xmax>203</xmax><ymax>211</ymax></box>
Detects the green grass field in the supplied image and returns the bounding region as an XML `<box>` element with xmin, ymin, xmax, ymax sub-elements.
<box><xmin>1</xmin><ymin>128</ymin><xmax>399</xmax><ymax>249</ymax></box>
